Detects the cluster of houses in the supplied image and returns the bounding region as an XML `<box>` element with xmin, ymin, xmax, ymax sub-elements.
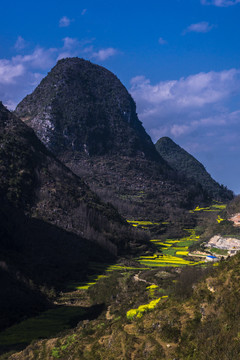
<box><xmin>190</xmin><ymin>213</ymin><xmax>240</xmax><ymax>262</ymax></box>
<box><xmin>206</xmin><ymin>235</ymin><xmax>240</xmax><ymax>257</ymax></box>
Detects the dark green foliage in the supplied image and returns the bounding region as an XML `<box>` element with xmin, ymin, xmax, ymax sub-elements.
<box><xmin>173</xmin><ymin>266</ymin><xmax>213</xmax><ymax>300</ymax></box>
<box><xmin>160</xmin><ymin>322</ymin><xmax>181</xmax><ymax>342</ymax></box>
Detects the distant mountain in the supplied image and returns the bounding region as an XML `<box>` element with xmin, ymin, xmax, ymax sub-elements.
<box><xmin>15</xmin><ymin>58</ymin><xmax>231</xmax><ymax>220</ymax></box>
<box><xmin>155</xmin><ymin>137</ymin><xmax>233</xmax><ymax>201</ymax></box>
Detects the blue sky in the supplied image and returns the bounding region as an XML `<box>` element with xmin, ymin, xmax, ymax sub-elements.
<box><xmin>1</xmin><ymin>0</ymin><xmax>240</xmax><ymax>193</ymax></box>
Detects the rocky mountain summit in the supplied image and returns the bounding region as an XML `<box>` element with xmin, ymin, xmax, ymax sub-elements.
<box><xmin>15</xmin><ymin>57</ymin><xmax>160</xmax><ymax>161</ymax></box>
<box><xmin>15</xmin><ymin>58</ymin><xmax>232</xmax><ymax>220</ymax></box>
<box><xmin>155</xmin><ymin>137</ymin><xmax>233</xmax><ymax>201</ymax></box>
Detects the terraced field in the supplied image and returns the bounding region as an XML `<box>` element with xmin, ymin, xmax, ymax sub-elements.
<box><xmin>74</xmin><ymin>221</ymin><xmax>215</xmax><ymax>293</ymax></box>
<box><xmin>189</xmin><ymin>201</ymin><xmax>226</xmax><ymax>213</ymax></box>
<box><xmin>137</xmin><ymin>229</ymin><xmax>204</xmax><ymax>267</ymax></box>
<box><xmin>70</xmin><ymin>227</ymin><xmax>206</xmax><ymax>294</ymax></box>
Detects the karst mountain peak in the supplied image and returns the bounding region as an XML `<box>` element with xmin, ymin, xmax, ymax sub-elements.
<box><xmin>15</xmin><ymin>57</ymin><xmax>161</xmax><ymax>162</ymax></box>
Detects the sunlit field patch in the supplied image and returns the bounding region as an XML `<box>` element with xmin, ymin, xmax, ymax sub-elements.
<box><xmin>211</xmin><ymin>202</ymin><xmax>227</xmax><ymax>210</ymax></box>
<box><xmin>76</xmin><ymin>283</ymin><xmax>96</xmax><ymax>290</ymax></box>
<box><xmin>137</xmin><ymin>228</ymin><xmax>205</xmax><ymax>267</ymax></box>
<box><xmin>127</xmin><ymin>219</ymin><xmax>165</xmax><ymax>229</ymax></box>
<box><xmin>191</xmin><ymin>202</ymin><xmax>226</xmax><ymax>213</ymax></box>
<box><xmin>146</xmin><ymin>284</ymin><xmax>159</xmax><ymax>297</ymax></box>
<box><xmin>217</xmin><ymin>215</ymin><xmax>225</xmax><ymax>223</ymax></box>
<box><xmin>126</xmin><ymin>296</ymin><xmax>168</xmax><ymax>320</ymax></box>
<box><xmin>176</xmin><ymin>251</ymin><xmax>189</xmax><ymax>256</ymax></box>
<box><xmin>105</xmin><ymin>265</ymin><xmax>149</xmax><ymax>271</ymax></box>
<box><xmin>138</xmin><ymin>254</ymin><xmax>204</xmax><ymax>267</ymax></box>
<box><xmin>127</xmin><ymin>220</ymin><xmax>160</xmax><ymax>226</ymax></box>
<box><xmin>165</xmin><ymin>240</ymin><xmax>181</xmax><ymax>244</ymax></box>
<box><xmin>75</xmin><ymin>274</ymin><xmax>109</xmax><ymax>290</ymax></box>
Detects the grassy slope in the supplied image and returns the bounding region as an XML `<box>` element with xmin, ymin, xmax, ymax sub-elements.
<box><xmin>5</xmin><ymin>249</ymin><xmax>240</xmax><ymax>360</ymax></box>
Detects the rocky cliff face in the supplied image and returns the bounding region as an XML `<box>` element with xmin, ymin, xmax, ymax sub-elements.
<box><xmin>155</xmin><ymin>137</ymin><xmax>233</xmax><ymax>201</ymax></box>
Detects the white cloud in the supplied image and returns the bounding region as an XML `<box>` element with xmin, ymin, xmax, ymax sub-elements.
<box><xmin>91</xmin><ymin>48</ymin><xmax>118</xmax><ymax>61</ymax></box>
<box><xmin>57</xmin><ymin>37</ymin><xmax>80</xmax><ymax>59</ymax></box>
<box><xmin>0</xmin><ymin>67</ymin><xmax>44</xmax><ymax>110</ymax></box>
<box><xmin>201</xmin><ymin>0</ymin><xmax>240</xmax><ymax>6</ymax></box>
<box><xmin>130</xmin><ymin>68</ymin><xmax>240</xmax><ymax>143</ymax></box>
<box><xmin>169</xmin><ymin>110</ymin><xmax>240</xmax><ymax>137</ymax></box>
<box><xmin>81</xmin><ymin>9</ymin><xmax>87</xmax><ymax>15</ymax></box>
<box><xmin>59</xmin><ymin>16</ymin><xmax>72</xmax><ymax>27</ymax></box>
<box><xmin>131</xmin><ymin>69</ymin><xmax>240</xmax><ymax>113</ymax></box>
<box><xmin>170</xmin><ymin>124</ymin><xmax>191</xmax><ymax>137</ymax></box>
<box><xmin>62</xmin><ymin>37</ymin><xmax>79</xmax><ymax>49</ymax></box>
<box><xmin>57</xmin><ymin>38</ymin><xmax>118</xmax><ymax>62</ymax></box>
<box><xmin>13</xmin><ymin>47</ymin><xmax>57</xmax><ymax>70</ymax></box>
<box><xmin>183</xmin><ymin>21</ymin><xmax>215</xmax><ymax>34</ymax></box>
<box><xmin>158</xmin><ymin>37</ymin><xmax>167</xmax><ymax>45</ymax></box>
<box><xmin>14</xmin><ymin>36</ymin><xmax>28</xmax><ymax>51</ymax></box>
<box><xmin>0</xmin><ymin>59</ymin><xmax>24</xmax><ymax>84</ymax></box>
<box><xmin>0</xmin><ymin>38</ymin><xmax>120</xmax><ymax>109</ymax></box>
<box><xmin>57</xmin><ymin>37</ymin><xmax>97</xmax><ymax>60</ymax></box>
<box><xmin>3</xmin><ymin>99</ymin><xmax>18</xmax><ymax>110</ymax></box>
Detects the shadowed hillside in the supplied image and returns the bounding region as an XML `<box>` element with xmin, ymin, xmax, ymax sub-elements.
<box><xmin>0</xmin><ymin>101</ymin><xmax>137</xmax><ymax>253</ymax></box>
<box><xmin>0</xmin><ymin>102</ymin><xmax>147</xmax><ymax>330</ymax></box>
